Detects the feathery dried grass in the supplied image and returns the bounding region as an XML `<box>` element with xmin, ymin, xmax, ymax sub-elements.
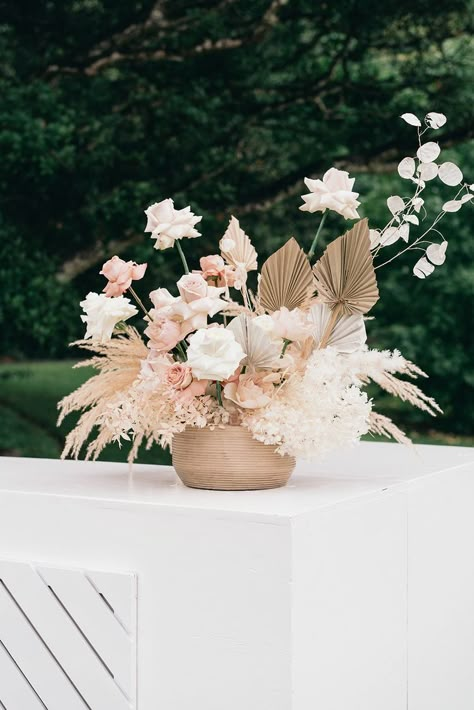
<box><xmin>58</xmin><ymin>327</ymin><xmax>147</xmax><ymax>459</ymax></box>
<box><xmin>368</xmin><ymin>412</ymin><xmax>412</xmax><ymax>445</ymax></box>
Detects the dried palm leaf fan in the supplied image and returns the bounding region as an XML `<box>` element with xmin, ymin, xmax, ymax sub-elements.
<box><xmin>220</xmin><ymin>216</ymin><xmax>258</xmax><ymax>272</ymax></box>
<box><xmin>227</xmin><ymin>314</ymin><xmax>281</xmax><ymax>370</ymax></box>
<box><xmin>258</xmin><ymin>238</ymin><xmax>315</xmax><ymax>313</ymax></box>
<box><xmin>312</xmin><ymin>218</ymin><xmax>379</xmax><ymax>347</ymax></box>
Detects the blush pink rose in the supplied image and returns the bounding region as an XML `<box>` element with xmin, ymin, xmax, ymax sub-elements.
<box><xmin>100</xmin><ymin>255</ymin><xmax>147</xmax><ymax>297</ymax></box>
<box><xmin>166</xmin><ymin>363</ymin><xmax>193</xmax><ymax>390</ymax></box>
<box><xmin>223</xmin><ymin>373</ymin><xmax>274</xmax><ymax>409</ymax></box>
<box><xmin>144</xmin><ymin>316</ymin><xmax>181</xmax><ymax>352</ymax></box>
<box><xmin>176</xmin><ymin>377</ymin><xmax>209</xmax><ymax>402</ymax></box>
<box><xmin>197</xmin><ymin>255</ymin><xmax>237</xmax><ymax>287</ymax></box>
<box><xmin>177</xmin><ymin>274</ymin><xmax>208</xmax><ymax>302</ymax></box>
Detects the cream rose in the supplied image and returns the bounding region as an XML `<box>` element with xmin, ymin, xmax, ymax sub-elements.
<box><xmin>186</xmin><ymin>328</ymin><xmax>245</xmax><ymax>381</ymax></box>
<box><xmin>144</xmin><ymin>198</ymin><xmax>202</xmax><ymax>250</ymax></box>
<box><xmin>271</xmin><ymin>307</ymin><xmax>313</xmax><ymax>342</ymax></box>
<box><xmin>300</xmin><ymin>167</ymin><xmax>360</xmax><ymax>220</ymax></box>
<box><xmin>80</xmin><ymin>292</ymin><xmax>137</xmax><ymax>343</ymax></box>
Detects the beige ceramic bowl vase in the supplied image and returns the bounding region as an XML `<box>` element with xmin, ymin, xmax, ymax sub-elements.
<box><xmin>172</xmin><ymin>425</ymin><xmax>295</xmax><ymax>491</ymax></box>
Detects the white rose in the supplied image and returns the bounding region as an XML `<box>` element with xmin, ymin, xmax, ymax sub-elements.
<box><xmin>144</xmin><ymin>198</ymin><xmax>202</xmax><ymax>250</ymax></box>
<box><xmin>80</xmin><ymin>292</ymin><xmax>137</xmax><ymax>343</ymax></box>
<box><xmin>253</xmin><ymin>314</ymin><xmax>278</xmax><ymax>336</ymax></box>
<box><xmin>186</xmin><ymin>328</ymin><xmax>246</xmax><ymax>381</ymax></box>
<box><xmin>271</xmin><ymin>307</ymin><xmax>313</xmax><ymax>342</ymax></box>
<box><xmin>299</xmin><ymin>167</ymin><xmax>360</xmax><ymax>220</ymax></box>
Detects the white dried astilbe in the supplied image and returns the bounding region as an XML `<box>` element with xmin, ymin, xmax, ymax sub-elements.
<box><xmin>242</xmin><ymin>348</ymin><xmax>372</xmax><ymax>459</ymax></box>
<box><xmin>102</xmin><ymin>376</ymin><xmax>230</xmax><ymax>462</ymax></box>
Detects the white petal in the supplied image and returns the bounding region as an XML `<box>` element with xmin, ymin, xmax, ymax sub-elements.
<box><xmin>470</xmin><ymin>184</ymin><xmax>474</xmax><ymax>192</ymax></box>
<box><xmin>398</xmin><ymin>157</ymin><xmax>416</xmax><ymax>179</ymax></box>
<box><xmin>369</xmin><ymin>229</ymin><xmax>382</xmax><ymax>249</ymax></box>
<box><xmin>380</xmin><ymin>226</ymin><xmax>401</xmax><ymax>246</ymax></box>
<box><xmin>460</xmin><ymin>193</ymin><xmax>473</xmax><ymax>204</ymax></box>
<box><xmin>418</xmin><ymin>162</ymin><xmax>438</xmax><ymax>181</ymax></box>
<box><xmin>411</xmin><ymin>176</ymin><xmax>426</xmax><ymax>189</ymax></box>
<box><xmin>426</xmin><ymin>242</ymin><xmax>448</xmax><ymax>266</ymax></box>
<box><xmin>403</xmin><ymin>214</ymin><xmax>419</xmax><ymax>225</ymax></box>
<box><xmin>401</xmin><ymin>113</ymin><xmax>421</xmax><ymax>127</ymax></box>
<box><xmin>438</xmin><ymin>162</ymin><xmax>463</xmax><ymax>186</ymax></box>
<box><xmin>413</xmin><ymin>256</ymin><xmax>435</xmax><ymax>278</ymax></box>
<box><xmin>399</xmin><ymin>223</ymin><xmax>410</xmax><ymax>242</ymax></box>
<box><xmin>425</xmin><ymin>112</ymin><xmax>447</xmax><ymax>129</ymax></box>
<box><xmin>387</xmin><ymin>195</ymin><xmax>405</xmax><ymax>215</ymax></box>
<box><xmin>412</xmin><ymin>197</ymin><xmax>424</xmax><ymax>213</ymax></box>
<box><xmin>442</xmin><ymin>199</ymin><xmax>463</xmax><ymax>213</ymax></box>
<box><xmin>416</xmin><ymin>142</ymin><xmax>441</xmax><ymax>163</ymax></box>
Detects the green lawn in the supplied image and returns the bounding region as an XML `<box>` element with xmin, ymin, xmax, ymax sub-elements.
<box><xmin>0</xmin><ymin>361</ymin><xmax>171</xmax><ymax>464</ymax></box>
<box><xmin>0</xmin><ymin>361</ymin><xmax>472</xmax><ymax>463</ymax></box>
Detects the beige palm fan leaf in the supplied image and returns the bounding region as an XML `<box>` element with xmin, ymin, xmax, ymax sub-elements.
<box><xmin>312</xmin><ymin>218</ymin><xmax>379</xmax><ymax>316</ymax></box>
<box><xmin>227</xmin><ymin>314</ymin><xmax>281</xmax><ymax>370</ymax></box>
<box><xmin>220</xmin><ymin>216</ymin><xmax>258</xmax><ymax>273</ymax></box>
<box><xmin>309</xmin><ymin>303</ymin><xmax>367</xmax><ymax>353</ymax></box>
<box><xmin>258</xmin><ymin>237</ymin><xmax>315</xmax><ymax>313</ymax></box>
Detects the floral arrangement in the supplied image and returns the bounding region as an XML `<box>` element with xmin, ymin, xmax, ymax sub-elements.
<box><xmin>59</xmin><ymin>111</ymin><xmax>472</xmax><ymax>462</ymax></box>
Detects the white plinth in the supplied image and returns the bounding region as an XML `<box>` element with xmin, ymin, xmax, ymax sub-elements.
<box><xmin>0</xmin><ymin>442</ymin><xmax>473</xmax><ymax>710</ymax></box>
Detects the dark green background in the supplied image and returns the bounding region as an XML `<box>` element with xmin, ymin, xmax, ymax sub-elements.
<box><xmin>0</xmin><ymin>0</ymin><xmax>473</xmax><ymax>460</ymax></box>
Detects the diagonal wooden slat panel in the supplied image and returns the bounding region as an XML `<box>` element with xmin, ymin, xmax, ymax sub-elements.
<box><xmin>0</xmin><ymin>641</ymin><xmax>46</xmax><ymax>710</ymax></box>
<box><xmin>0</xmin><ymin>581</ymin><xmax>88</xmax><ymax>710</ymax></box>
<box><xmin>87</xmin><ymin>570</ymin><xmax>135</xmax><ymax>635</ymax></box>
<box><xmin>0</xmin><ymin>561</ymin><xmax>132</xmax><ymax>710</ymax></box>
<box><xmin>37</xmin><ymin>566</ymin><xmax>133</xmax><ymax>699</ymax></box>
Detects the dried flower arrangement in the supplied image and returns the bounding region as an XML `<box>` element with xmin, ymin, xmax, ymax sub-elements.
<box><xmin>59</xmin><ymin>111</ymin><xmax>472</xmax><ymax>466</ymax></box>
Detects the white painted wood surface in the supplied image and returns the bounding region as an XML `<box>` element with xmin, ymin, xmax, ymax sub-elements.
<box><xmin>0</xmin><ymin>561</ymin><xmax>136</xmax><ymax>710</ymax></box>
<box><xmin>0</xmin><ymin>442</ymin><xmax>473</xmax><ymax>709</ymax></box>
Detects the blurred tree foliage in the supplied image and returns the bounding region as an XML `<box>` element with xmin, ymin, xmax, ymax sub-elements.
<box><xmin>0</xmin><ymin>0</ymin><xmax>472</xmax><ymax>432</ymax></box>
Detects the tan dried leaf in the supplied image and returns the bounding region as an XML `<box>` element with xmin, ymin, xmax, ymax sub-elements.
<box><xmin>258</xmin><ymin>237</ymin><xmax>315</xmax><ymax>313</ymax></box>
<box><xmin>312</xmin><ymin>218</ymin><xmax>379</xmax><ymax>316</ymax></box>
<box><xmin>220</xmin><ymin>216</ymin><xmax>258</xmax><ymax>272</ymax></box>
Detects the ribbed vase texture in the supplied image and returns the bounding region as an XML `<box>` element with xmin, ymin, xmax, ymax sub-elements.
<box><xmin>172</xmin><ymin>425</ymin><xmax>295</xmax><ymax>490</ymax></box>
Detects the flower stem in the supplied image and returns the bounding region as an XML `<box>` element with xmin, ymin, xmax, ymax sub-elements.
<box><xmin>308</xmin><ymin>212</ymin><xmax>328</xmax><ymax>261</ymax></box>
<box><xmin>176</xmin><ymin>342</ymin><xmax>187</xmax><ymax>361</ymax></box>
<box><xmin>280</xmin><ymin>339</ymin><xmax>291</xmax><ymax>357</ymax></box>
<box><xmin>175</xmin><ymin>240</ymin><xmax>190</xmax><ymax>274</ymax></box>
<box><xmin>128</xmin><ymin>286</ymin><xmax>151</xmax><ymax>319</ymax></box>
<box><xmin>216</xmin><ymin>380</ymin><xmax>223</xmax><ymax>406</ymax></box>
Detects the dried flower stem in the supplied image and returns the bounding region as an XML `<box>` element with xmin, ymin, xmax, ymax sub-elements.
<box><xmin>216</xmin><ymin>380</ymin><xmax>223</xmax><ymax>406</ymax></box>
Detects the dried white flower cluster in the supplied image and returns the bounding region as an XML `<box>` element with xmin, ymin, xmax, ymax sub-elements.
<box><xmin>243</xmin><ymin>348</ymin><xmax>371</xmax><ymax>458</ymax></box>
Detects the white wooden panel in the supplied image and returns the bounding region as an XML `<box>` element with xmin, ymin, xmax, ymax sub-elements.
<box><xmin>87</xmin><ymin>569</ymin><xmax>135</xmax><ymax>634</ymax></box>
<box><xmin>292</xmin><ymin>492</ymin><xmax>408</xmax><ymax>710</ymax></box>
<box><xmin>0</xmin><ymin>641</ymin><xmax>45</xmax><ymax>710</ymax></box>
<box><xmin>408</xmin><ymin>467</ymin><xmax>474</xmax><ymax>710</ymax></box>
<box><xmin>0</xmin><ymin>561</ymin><xmax>133</xmax><ymax>710</ymax></box>
<box><xmin>0</xmin><ymin>582</ymin><xmax>87</xmax><ymax>709</ymax></box>
<box><xmin>37</xmin><ymin>566</ymin><xmax>132</xmax><ymax>698</ymax></box>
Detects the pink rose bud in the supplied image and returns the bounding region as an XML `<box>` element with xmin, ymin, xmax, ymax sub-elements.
<box><xmin>100</xmin><ymin>255</ymin><xmax>147</xmax><ymax>298</ymax></box>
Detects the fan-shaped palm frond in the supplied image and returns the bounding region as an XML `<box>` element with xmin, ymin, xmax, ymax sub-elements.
<box><xmin>258</xmin><ymin>237</ymin><xmax>314</xmax><ymax>313</ymax></box>
<box><xmin>227</xmin><ymin>314</ymin><xmax>281</xmax><ymax>370</ymax></box>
